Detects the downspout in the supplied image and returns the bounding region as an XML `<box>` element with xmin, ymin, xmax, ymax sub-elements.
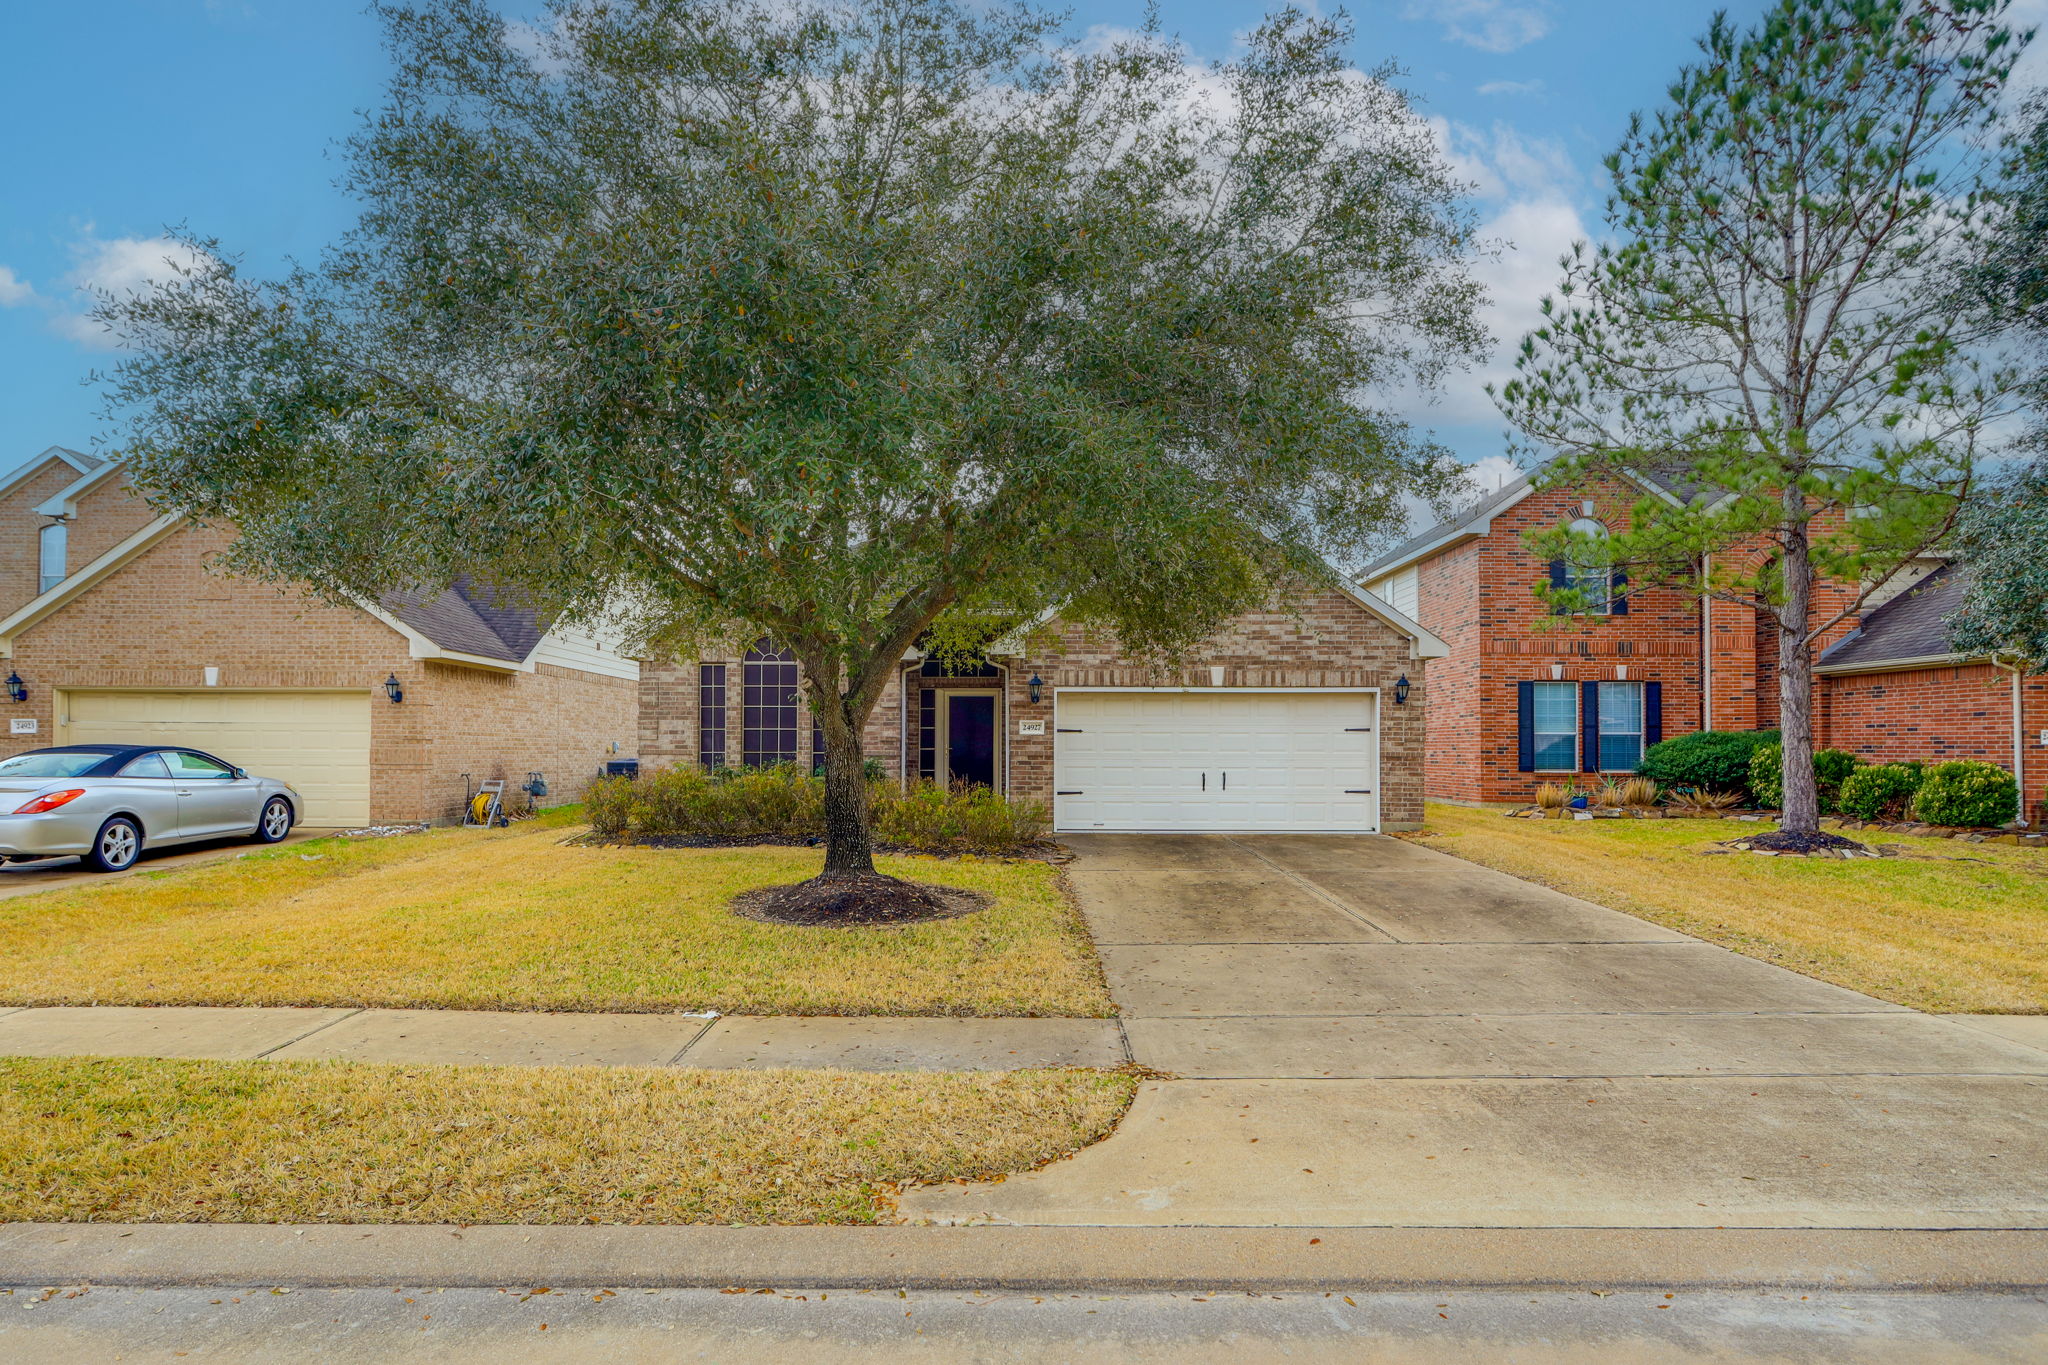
<box><xmin>1700</xmin><ymin>553</ymin><xmax>1713</xmax><ymax>732</ymax></box>
<box><xmin>2011</xmin><ymin>662</ymin><xmax>2030</xmax><ymax>829</ymax></box>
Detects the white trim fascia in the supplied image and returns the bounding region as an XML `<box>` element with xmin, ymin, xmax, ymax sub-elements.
<box><xmin>0</xmin><ymin>513</ymin><xmax>184</xmax><ymax>658</ymax></box>
<box><xmin>1814</xmin><ymin>650</ymin><xmax>1974</xmax><ymax>677</ymax></box>
<box><xmin>353</xmin><ymin>601</ymin><xmax>534</xmax><ymax>674</ymax></box>
<box><xmin>1336</xmin><ymin>582</ymin><xmax>1450</xmax><ymax>659</ymax></box>
<box><xmin>0</xmin><ymin>446</ymin><xmax>98</xmax><ymax>503</ymax></box>
<box><xmin>33</xmin><ymin>459</ymin><xmax>127</xmax><ymax>518</ymax></box>
<box><xmin>1055</xmin><ymin>685</ymin><xmax>1380</xmax><ymax>694</ymax></box>
<box><xmin>1359</xmin><ymin>483</ymin><xmax>1532</xmax><ymax>580</ymax></box>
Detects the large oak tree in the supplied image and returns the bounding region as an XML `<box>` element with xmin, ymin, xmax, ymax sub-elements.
<box><xmin>97</xmin><ymin>0</ymin><xmax>1484</xmax><ymax>911</ymax></box>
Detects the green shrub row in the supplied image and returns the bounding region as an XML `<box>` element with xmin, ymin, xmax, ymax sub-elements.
<box><xmin>584</xmin><ymin>764</ymin><xmax>1051</xmax><ymax>855</ymax></box>
<box><xmin>1638</xmin><ymin>728</ymin><xmax>1780</xmax><ymax>794</ymax></box>
<box><xmin>1913</xmin><ymin>759</ymin><xmax>2019</xmax><ymax>828</ymax></box>
<box><xmin>1636</xmin><ymin>728</ymin><xmax>2017</xmax><ymax>826</ymax></box>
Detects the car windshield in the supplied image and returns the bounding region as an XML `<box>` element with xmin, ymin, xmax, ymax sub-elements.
<box><xmin>0</xmin><ymin>751</ymin><xmax>107</xmax><ymax>779</ymax></box>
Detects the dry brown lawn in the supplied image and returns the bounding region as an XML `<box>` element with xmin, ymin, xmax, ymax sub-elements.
<box><xmin>1411</xmin><ymin>802</ymin><xmax>2048</xmax><ymax>1013</ymax></box>
<box><xmin>0</xmin><ymin>1056</ymin><xmax>1135</xmax><ymax>1225</ymax></box>
<box><xmin>0</xmin><ymin>818</ymin><xmax>1112</xmax><ymax>1016</ymax></box>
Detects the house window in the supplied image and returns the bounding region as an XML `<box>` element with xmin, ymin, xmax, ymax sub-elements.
<box><xmin>697</xmin><ymin>664</ymin><xmax>727</xmax><ymax>769</ymax></box>
<box><xmin>1532</xmin><ymin>681</ymin><xmax>1578</xmax><ymax>772</ymax></box>
<box><xmin>742</xmin><ymin>642</ymin><xmax>800</xmax><ymax>767</ymax></box>
<box><xmin>812</xmin><ymin>717</ymin><xmax>825</xmax><ymax>774</ymax></box>
<box><xmin>38</xmin><ymin>523</ymin><xmax>66</xmax><ymax>595</ymax></box>
<box><xmin>1597</xmin><ymin>681</ymin><xmax>1645</xmax><ymax>772</ymax></box>
<box><xmin>1566</xmin><ymin>517</ymin><xmax>1610</xmax><ymax>613</ymax></box>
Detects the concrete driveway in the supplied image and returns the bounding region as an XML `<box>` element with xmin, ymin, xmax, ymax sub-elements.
<box><xmin>0</xmin><ymin>828</ymin><xmax>333</xmax><ymax>900</ymax></box>
<box><xmin>901</xmin><ymin>833</ymin><xmax>2048</xmax><ymax>1228</ymax></box>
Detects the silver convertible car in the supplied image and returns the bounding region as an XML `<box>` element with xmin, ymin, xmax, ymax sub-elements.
<box><xmin>0</xmin><ymin>744</ymin><xmax>299</xmax><ymax>873</ymax></box>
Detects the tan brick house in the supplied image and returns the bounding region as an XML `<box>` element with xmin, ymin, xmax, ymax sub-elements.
<box><xmin>0</xmin><ymin>448</ymin><xmax>637</xmax><ymax>826</ymax></box>
<box><xmin>1363</xmin><ymin>468</ymin><xmax>2043</xmax><ymax>825</ymax></box>
<box><xmin>639</xmin><ymin>583</ymin><xmax>1446</xmax><ymax>832</ymax></box>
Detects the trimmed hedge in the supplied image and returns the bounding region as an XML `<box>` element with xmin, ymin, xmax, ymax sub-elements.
<box><xmin>1836</xmin><ymin>761</ymin><xmax>1924</xmax><ymax>821</ymax></box>
<box><xmin>1638</xmin><ymin>728</ymin><xmax>1779</xmax><ymax>795</ymax></box>
<box><xmin>1747</xmin><ymin>742</ymin><xmax>1862</xmax><ymax>813</ymax></box>
<box><xmin>584</xmin><ymin>765</ymin><xmax>1050</xmax><ymax>854</ymax></box>
<box><xmin>1911</xmin><ymin>760</ymin><xmax>2019</xmax><ymax>828</ymax></box>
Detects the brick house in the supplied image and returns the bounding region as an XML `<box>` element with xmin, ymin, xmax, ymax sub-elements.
<box><xmin>638</xmin><ymin>582</ymin><xmax>1447</xmax><ymax>832</ymax></box>
<box><xmin>1362</xmin><ymin>469</ymin><xmax>2044</xmax><ymax>825</ymax></box>
<box><xmin>0</xmin><ymin>447</ymin><xmax>638</xmax><ymax>826</ymax></box>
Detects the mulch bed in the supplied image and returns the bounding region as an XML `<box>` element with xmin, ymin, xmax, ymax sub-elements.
<box><xmin>1721</xmin><ymin>828</ymin><xmax>1875</xmax><ymax>858</ymax></box>
<box><xmin>732</xmin><ymin>873</ymin><xmax>994</xmax><ymax>928</ymax></box>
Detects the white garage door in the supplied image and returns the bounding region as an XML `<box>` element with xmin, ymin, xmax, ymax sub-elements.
<box><xmin>61</xmin><ymin>689</ymin><xmax>373</xmax><ymax>827</ymax></box>
<box><xmin>1053</xmin><ymin>690</ymin><xmax>1379</xmax><ymax>833</ymax></box>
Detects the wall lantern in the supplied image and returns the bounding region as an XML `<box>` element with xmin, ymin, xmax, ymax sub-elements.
<box><xmin>1393</xmin><ymin>673</ymin><xmax>1411</xmax><ymax>705</ymax></box>
<box><xmin>1027</xmin><ymin>674</ymin><xmax>1044</xmax><ymax>704</ymax></box>
<box><xmin>4</xmin><ymin>672</ymin><xmax>24</xmax><ymax>704</ymax></box>
<box><xmin>383</xmin><ymin>673</ymin><xmax>405</xmax><ymax>704</ymax></box>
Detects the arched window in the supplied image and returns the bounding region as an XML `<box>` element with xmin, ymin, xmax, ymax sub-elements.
<box><xmin>1565</xmin><ymin>517</ymin><xmax>1611</xmax><ymax>614</ymax></box>
<box><xmin>741</xmin><ymin>641</ymin><xmax>800</xmax><ymax>767</ymax></box>
<box><xmin>37</xmin><ymin>522</ymin><xmax>66</xmax><ymax>595</ymax></box>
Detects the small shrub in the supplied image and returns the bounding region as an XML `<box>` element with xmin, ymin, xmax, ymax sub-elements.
<box><xmin>1618</xmin><ymin>777</ymin><xmax>1660</xmax><ymax>809</ymax></box>
<box><xmin>1533</xmin><ymin>782</ymin><xmax>1570</xmax><ymax>810</ymax></box>
<box><xmin>1836</xmin><ymin>761</ymin><xmax>1925</xmax><ymax>821</ymax></box>
<box><xmin>1911</xmin><ymin>760</ymin><xmax>2018</xmax><ymax>828</ymax></box>
<box><xmin>1664</xmin><ymin>787</ymin><xmax>1744</xmax><ymax>816</ymax></box>
<box><xmin>584</xmin><ymin>775</ymin><xmax>637</xmax><ymax>838</ymax></box>
<box><xmin>1639</xmin><ymin>729</ymin><xmax>1779</xmax><ymax>794</ymax></box>
<box><xmin>1748</xmin><ymin>742</ymin><xmax>1862</xmax><ymax>812</ymax></box>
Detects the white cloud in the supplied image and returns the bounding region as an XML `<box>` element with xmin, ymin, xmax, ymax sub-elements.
<box><xmin>1403</xmin><ymin>1</ymin><xmax>1552</xmax><ymax>55</ymax></box>
<box><xmin>50</xmin><ymin>235</ymin><xmax>212</xmax><ymax>352</ymax></box>
<box><xmin>0</xmin><ymin>266</ymin><xmax>36</xmax><ymax>307</ymax></box>
<box><xmin>1476</xmin><ymin>79</ymin><xmax>1544</xmax><ymax>97</ymax></box>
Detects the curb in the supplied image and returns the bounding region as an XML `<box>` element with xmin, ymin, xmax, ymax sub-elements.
<box><xmin>3</xmin><ymin>1225</ymin><xmax>2045</xmax><ymax>1293</ymax></box>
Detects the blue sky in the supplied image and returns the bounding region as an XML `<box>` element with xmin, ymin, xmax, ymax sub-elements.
<box><xmin>3</xmin><ymin>0</ymin><xmax>2024</xmax><ymax>493</ymax></box>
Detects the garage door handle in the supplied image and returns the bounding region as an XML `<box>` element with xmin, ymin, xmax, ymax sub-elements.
<box><xmin>1346</xmin><ymin>789</ymin><xmax>1373</xmax><ymax>794</ymax></box>
<box><xmin>1345</xmin><ymin>727</ymin><xmax>1372</xmax><ymax>733</ymax></box>
<box><xmin>1055</xmin><ymin>728</ymin><xmax>1083</xmax><ymax>733</ymax></box>
<box><xmin>1057</xmin><ymin>790</ymin><xmax>1083</xmax><ymax>796</ymax></box>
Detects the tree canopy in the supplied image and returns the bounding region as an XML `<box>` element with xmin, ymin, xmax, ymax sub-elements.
<box><xmin>95</xmin><ymin>0</ymin><xmax>1486</xmax><ymax>897</ymax></box>
<box><xmin>1494</xmin><ymin>0</ymin><xmax>2027</xmax><ymax>837</ymax></box>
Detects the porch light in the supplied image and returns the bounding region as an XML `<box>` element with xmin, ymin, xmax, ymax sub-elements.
<box><xmin>1393</xmin><ymin>674</ymin><xmax>1410</xmax><ymax>705</ymax></box>
<box><xmin>4</xmin><ymin>672</ymin><xmax>25</xmax><ymax>704</ymax></box>
<box><xmin>384</xmin><ymin>673</ymin><xmax>405</xmax><ymax>704</ymax></box>
<box><xmin>1028</xmin><ymin>674</ymin><xmax>1043</xmax><ymax>704</ymax></box>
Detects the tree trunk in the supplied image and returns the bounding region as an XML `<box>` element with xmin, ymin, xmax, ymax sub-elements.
<box><xmin>1776</xmin><ymin>531</ymin><xmax>1821</xmax><ymax>837</ymax></box>
<box><xmin>817</xmin><ymin>707</ymin><xmax>877</xmax><ymax>878</ymax></box>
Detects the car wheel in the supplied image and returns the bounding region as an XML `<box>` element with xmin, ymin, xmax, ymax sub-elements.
<box><xmin>86</xmin><ymin>817</ymin><xmax>142</xmax><ymax>873</ymax></box>
<box><xmin>253</xmin><ymin>796</ymin><xmax>294</xmax><ymax>844</ymax></box>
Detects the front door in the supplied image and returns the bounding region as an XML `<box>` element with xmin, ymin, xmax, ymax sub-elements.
<box><xmin>944</xmin><ymin>693</ymin><xmax>997</xmax><ymax>790</ymax></box>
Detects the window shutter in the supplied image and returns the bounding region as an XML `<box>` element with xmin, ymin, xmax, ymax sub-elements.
<box><xmin>1547</xmin><ymin>559</ymin><xmax>1569</xmax><ymax>615</ymax></box>
<box><xmin>1644</xmin><ymin>681</ymin><xmax>1663</xmax><ymax>749</ymax></box>
<box><xmin>1581</xmin><ymin>680</ymin><xmax>1600</xmax><ymax>772</ymax></box>
<box><xmin>1516</xmin><ymin>682</ymin><xmax>1536</xmax><ymax>773</ymax></box>
<box><xmin>1610</xmin><ymin>568</ymin><xmax>1629</xmax><ymax>615</ymax></box>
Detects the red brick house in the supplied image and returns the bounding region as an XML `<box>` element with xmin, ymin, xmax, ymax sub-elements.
<box><xmin>0</xmin><ymin>447</ymin><xmax>639</xmax><ymax>825</ymax></box>
<box><xmin>1362</xmin><ymin>469</ymin><xmax>2044</xmax><ymax>825</ymax></box>
<box><xmin>638</xmin><ymin>583</ymin><xmax>1447</xmax><ymax>833</ymax></box>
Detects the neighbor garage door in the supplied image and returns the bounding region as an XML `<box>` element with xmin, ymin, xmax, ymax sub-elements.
<box><xmin>1052</xmin><ymin>690</ymin><xmax>1378</xmax><ymax>833</ymax></box>
<box><xmin>61</xmin><ymin>689</ymin><xmax>373</xmax><ymax>827</ymax></box>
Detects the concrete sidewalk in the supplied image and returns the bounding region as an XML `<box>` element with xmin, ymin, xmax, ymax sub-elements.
<box><xmin>0</xmin><ymin>1005</ymin><xmax>1126</xmax><ymax>1072</ymax></box>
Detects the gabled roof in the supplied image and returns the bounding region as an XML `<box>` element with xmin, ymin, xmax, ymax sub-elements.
<box><xmin>1360</xmin><ymin>462</ymin><xmax>1702</xmax><ymax>582</ymax></box>
<box><xmin>0</xmin><ymin>446</ymin><xmax>101</xmax><ymax>502</ymax></box>
<box><xmin>375</xmin><ymin>578</ymin><xmax>551</xmax><ymax>666</ymax></box>
<box><xmin>33</xmin><ymin>457</ymin><xmax>129</xmax><ymax>518</ymax></box>
<box><xmin>1815</xmin><ymin>563</ymin><xmax>1970</xmax><ymax>674</ymax></box>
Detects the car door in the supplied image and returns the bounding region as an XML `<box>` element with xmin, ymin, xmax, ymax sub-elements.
<box><xmin>165</xmin><ymin>750</ymin><xmax>261</xmax><ymax>839</ymax></box>
<box><xmin>112</xmin><ymin>750</ymin><xmax>185</xmax><ymax>844</ymax></box>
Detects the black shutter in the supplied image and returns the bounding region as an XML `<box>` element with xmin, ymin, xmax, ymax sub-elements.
<box><xmin>1644</xmin><ymin>681</ymin><xmax>1663</xmax><ymax>749</ymax></box>
<box><xmin>1517</xmin><ymin>681</ymin><xmax>1536</xmax><ymax>773</ymax></box>
<box><xmin>1548</xmin><ymin>559</ymin><xmax>1569</xmax><ymax>615</ymax></box>
<box><xmin>1581</xmin><ymin>680</ymin><xmax>1600</xmax><ymax>772</ymax></box>
<box><xmin>1610</xmin><ymin>568</ymin><xmax>1629</xmax><ymax>615</ymax></box>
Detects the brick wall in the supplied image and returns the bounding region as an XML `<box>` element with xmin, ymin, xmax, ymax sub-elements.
<box><xmin>0</xmin><ymin>460</ymin><xmax>77</xmax><ymax>615</ymax></box>
<box><xmin>63</xmin><ymin>473</ymin><xmax>158</xmax><ymax>570</ymax></box>
<box><xmin>1411</xmin><ymin>476</ymin><xmax>1705</xmax><ymax>805</ymax></box>
<box><xmin>1816</xmin><ymin>663</ymin><xmax>2048</xmax><ymax>823</ymax></box>
<box><xmin>1</xmin><ymin>523</ymin><xmax>634</xmax><ymax>823</ymax></box>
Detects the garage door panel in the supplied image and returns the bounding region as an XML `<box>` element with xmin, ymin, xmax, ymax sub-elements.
<box><xmin>1054</xmin><ymin>691</ymin><xmax>1377</xmax><ymax>833</ymax></box>
<box><xmin>62</xmin><ymin>690</ymin><xmax>372</xmax><ymax>827</ymax></box>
